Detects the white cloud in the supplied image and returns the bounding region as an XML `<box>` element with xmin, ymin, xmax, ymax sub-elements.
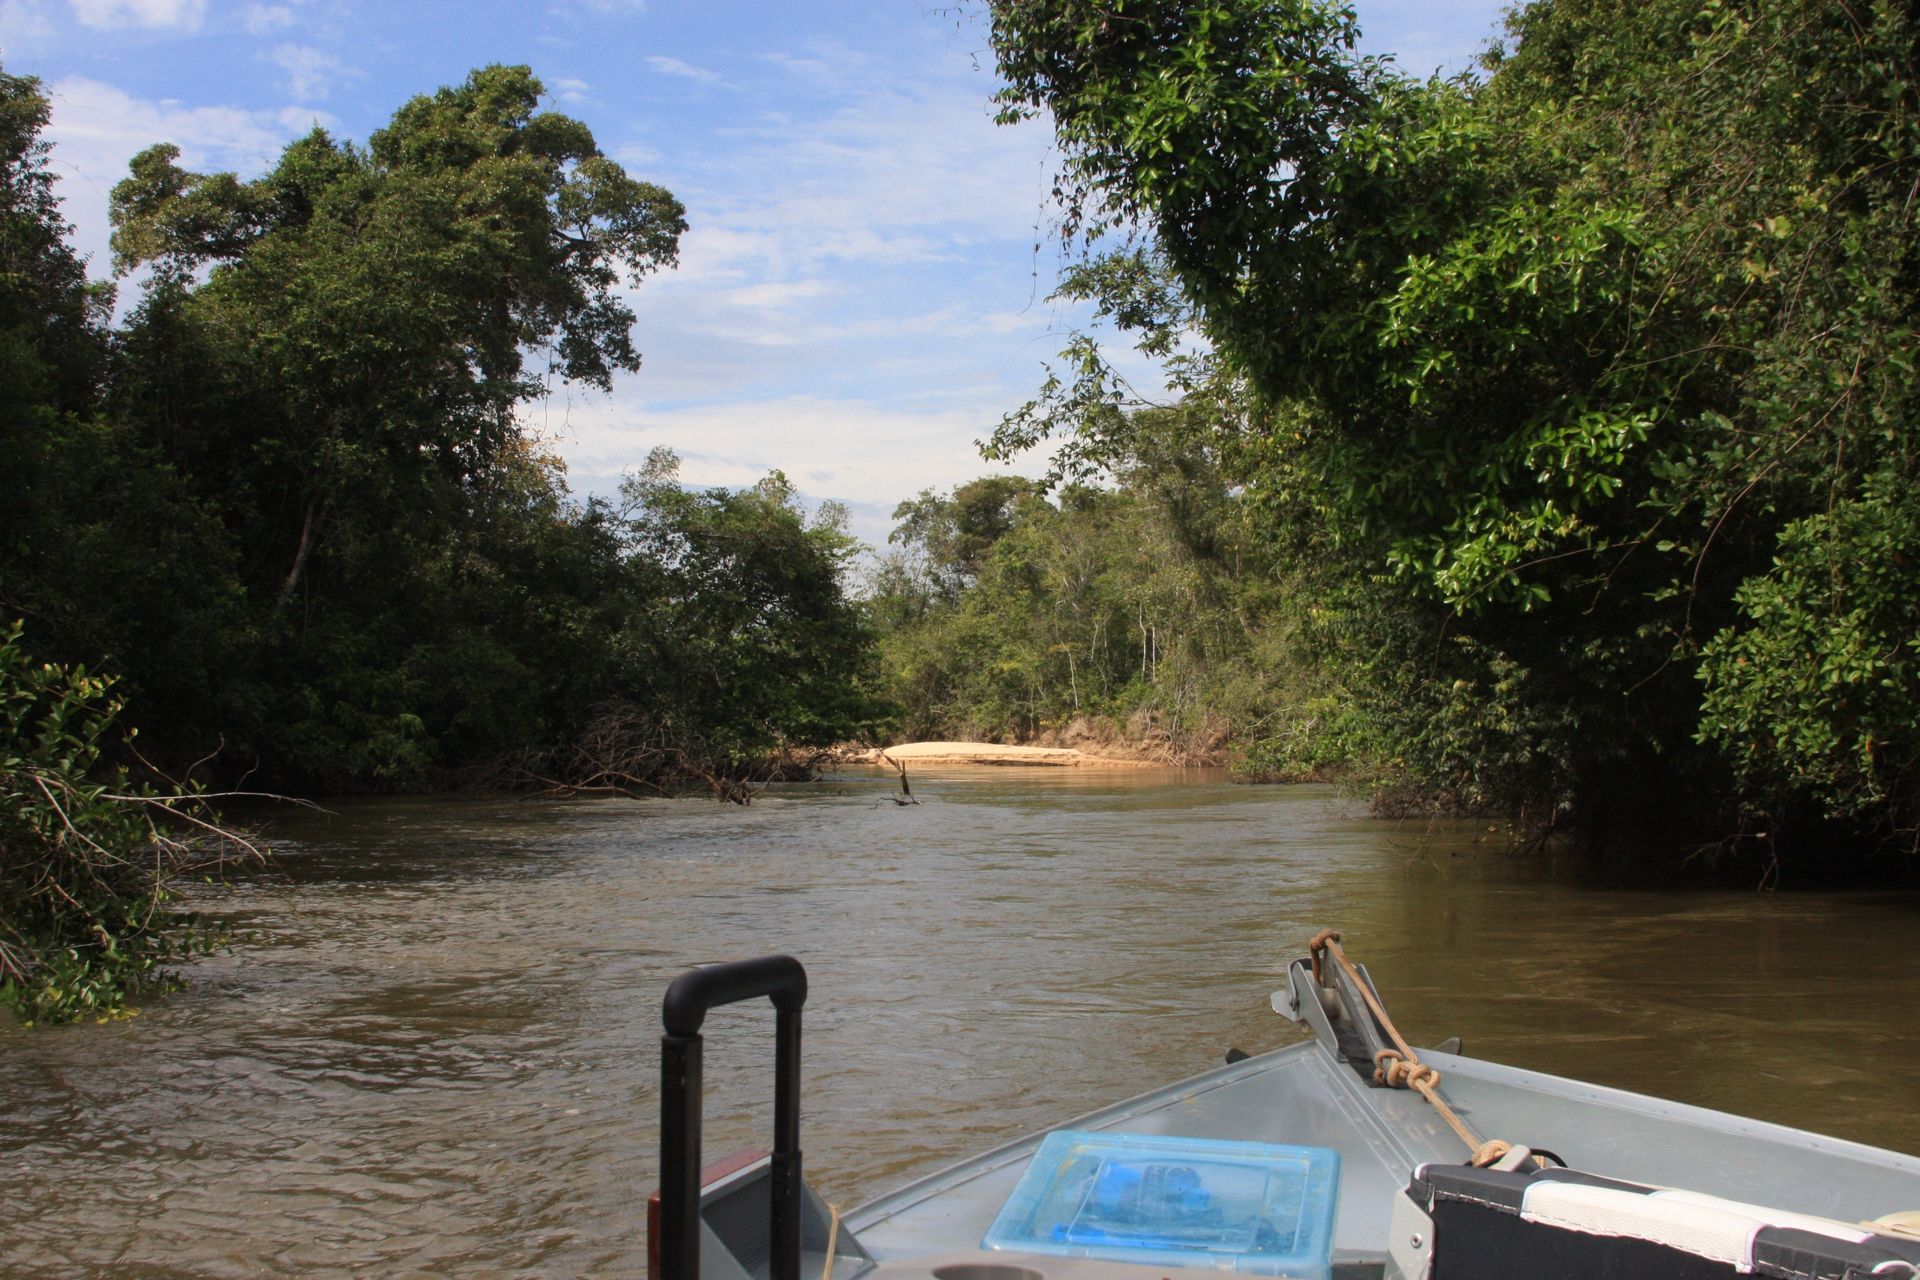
<box><xmin>242</xmin><ymin>3</ymin><xmax>294</xmax><ymax>35</ymax></box>
<box><xmin>1</xmin><ymin>0</ymin><xmax>59</xmax><ymax>46</ymax></box>
<box><xmin>552</xmin><ymin>76</ymin><xmax>591</xmax><ymax>105</ymax></box>
<box><xmin>647</xmin><ymin>80</ymin><xmax>1056</xmax><ymax>292</ymax></box>
<box><xmin>608</xmin><ymin>139</ymin><xmax>663</xmax><ymax>169</ymax></box>
<box><xmin>68</xmin><ymin>0</ymin><xmax>204</xmax><ymax>30</ymax></box>
<box><xmin>645</xmin><ymin>55</ymin><xmax>720</xmax><ymax>85</ymax></box>
<box><xmin>528</xmin><ymin>31</ymin><xmax>1095</xmax><ymax>522</ymax></box>
<box><xmin>979</xmin><ymin>308</ymin><xmax>1049</xmax><ymax>336</ymax></box>
<box><xmin>759</xmin><ymin>49</ymin><xmax>840</xmax><ymax>88</ymax></box>
<box><xmin>528</xmin><ymin>391</ymin><xmax>1040</xmax><ymax>546</ymax></box>
<box><xmin>268</xmin><ymin>42</ymin><xmax>356</xmax><ymax>101</ymax></box>
<box><xmin>43</xmin><ymin>75</ymin><xmax>333</xmax><ymax>278</ymax></box>
<box><xmin>717</xmin><ymin>279</ymin><xmax>837</xmax><ymax>311</ymax></box>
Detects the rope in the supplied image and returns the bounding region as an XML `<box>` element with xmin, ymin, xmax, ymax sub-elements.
<box><xmin>819</xmin><ymin>1201</ymin><xmax>842</xmax><ymax>1280</ymax></box>
<box><xmin>1309</xmin><ymin>930</ymin><xmax>1522</xmax><ymax>1168</ymax></box>
<box><xmin>1308</xmin><ymin>926</ymin><xmax>1340</xmax><ymax>985</ymax></box>
<box><xmin>1870</xmin><ymin>1211</ymin><xmax>1920</xmax><ymax>1241</ymax></box>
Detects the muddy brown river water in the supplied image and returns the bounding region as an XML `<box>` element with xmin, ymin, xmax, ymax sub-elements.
<box><xmin>4</xmin><ymin>769</ymin><xmax>1918</xmax><ymax>1277</ymax></box>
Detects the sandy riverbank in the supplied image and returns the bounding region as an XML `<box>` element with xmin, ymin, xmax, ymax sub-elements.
<box><xmin>842</xmin><ymin>741</ymin><xmax>1162</xmax><ymax>768</ymax></box>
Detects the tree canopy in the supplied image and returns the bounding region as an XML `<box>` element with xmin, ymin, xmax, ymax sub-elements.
<box><xmin>108</xmin><ymin>64</ymin><xmax>686</xmax><ymax>611</ymax></box>
<box><xmin>1</xmin><ymin>64</ymin><xmax>878</xmax><ymax>799</ymax></box>
<box><xmin>987</xmin><ymin>0</ymin><xmax>1920</xmax><ymax>861</ymax></box>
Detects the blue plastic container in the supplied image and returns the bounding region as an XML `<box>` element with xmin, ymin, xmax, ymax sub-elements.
<box><xmin>982</xmin><ymin>1130</ymin><xmax>1339</xmax><ymax>1277</ymax></box>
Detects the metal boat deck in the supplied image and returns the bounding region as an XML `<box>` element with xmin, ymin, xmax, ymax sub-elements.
<box><xmin>845</xmin><ymin>957</ymin><xmax>1920</xmax><ymax>1275</ymax></box>
<box><xmin>656</xmin><ymin>945</ymin><xmax>1920</xmax><ymax>1280</ymax></box>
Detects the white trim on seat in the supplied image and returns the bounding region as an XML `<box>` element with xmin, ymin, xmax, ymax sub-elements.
<box><xmin>1652</xmin><ymin>1188</ymin><xmax>1873</xmax><ymax>1246</ymax></box>
<box><xmin>1520</xmin><ymin>1182</ymin><xmax>1763</xmax><ymax>1272</ymax></box>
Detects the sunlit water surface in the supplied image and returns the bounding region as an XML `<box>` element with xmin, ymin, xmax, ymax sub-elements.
<box><xmin>4</xmin><ymin>770</ymin><xmax>1918</xmax><ymax>1277</ymax></box>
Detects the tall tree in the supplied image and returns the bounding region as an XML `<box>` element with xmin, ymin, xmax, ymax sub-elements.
<box><xmin>889</xmin><ymin>475</ymin><xmax>1040</xmax><ymax>602</ymax></box>
<box><xmin>0</xmin><ymin>67</ymin><xmax>111</xmax><ymax>637</ymax></box>
<box><xmin>90</xmin><ymin>65</ymin><xmax>689</xmax><ymax>782</ymax></box>
<box><xmin>110</xmin><ymin>64</ymin><xmax>685</xmax><ymax>611</ymax></box>
<box><xmin>614</xmin><ymin>451</ymin><xmax>882</xmax><ymax>765</ymax></box>
<box><xmin>1</xmin><ymin>67</ymin><xmax>242</xmax><ymax>736</ymax></box>
<box><xmin>0</xmin><ymin>68</ymin><xmax>105</xmax><ymax>418</ymax></box>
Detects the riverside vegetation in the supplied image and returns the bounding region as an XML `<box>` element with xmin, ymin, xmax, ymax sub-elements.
<box><xmin>980</xmin><ymin>0</ymin><xmax>1920</xmax><ymax>871</ymax></box>
<box><xmin>5</xmin><ymin>0</ymin><xmax>1919</xmax><ymax>1016</ymax></box>
<box><xmin>1</xmin><ymin>65</ymin><xmax>879</xmax><ymax>1019</ymax></box>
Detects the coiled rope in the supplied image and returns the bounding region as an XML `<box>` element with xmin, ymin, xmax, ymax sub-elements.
<box><xmin>1308</xmin><ymin>928</ymin><xmax>1518</xmax><ymax>1169</ymax></box>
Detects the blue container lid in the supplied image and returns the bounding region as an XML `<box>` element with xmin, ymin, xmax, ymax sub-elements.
<box><xmin>982</xmin><ymin>1130</ymin><xmax>1339</xmax><ymax>1276</ymax></box>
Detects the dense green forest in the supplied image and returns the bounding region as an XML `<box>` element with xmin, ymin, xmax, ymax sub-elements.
<box><xmin>979</xmin><ymin>0</ymin><xmax>1920</xmax><ymax>869</ymax></box>
<box><xmin>2</xmin><ymin>64</ymin><xmax>879</xmax><ymax>794</ymax></box>
<box><xmin>1</xmin><ymin>65</ymin><xmax>880</xmax><ymax>1017</ymax></box>
<box><xmin>6</xmin><ymin>0</ymin><xmax>1919</xmax><ymax>1018</ymax></box>
<box><xmin>866</xmin><ymin>413</ymin><xmax>1344</xmax><ymax>774</ymax></box>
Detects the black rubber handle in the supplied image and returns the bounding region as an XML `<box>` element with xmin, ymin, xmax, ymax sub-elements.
<box><xmin>662</xmin><ymin>954</ymin><xmax>808</xmax><ymax>1036</ymax></box>
<box><xmin>659</xmin><ymin>955</ymin><xmax>809</xmax><ymax>1280</ymax></box>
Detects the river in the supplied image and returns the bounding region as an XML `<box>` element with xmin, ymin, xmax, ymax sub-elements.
<box><xmin>4</xmin><ymin>769</ymin><xmax>1918</xmax><ymax>1277</ymax></box>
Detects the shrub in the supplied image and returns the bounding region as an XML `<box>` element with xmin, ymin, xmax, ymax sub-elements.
<box><xmin>0</xmin><ymin>622</ymin><xmax>259</xmax><ymax>1024</ymax></box>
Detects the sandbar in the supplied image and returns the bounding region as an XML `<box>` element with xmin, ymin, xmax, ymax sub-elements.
<box><xmin>843</xmin><ymin>741</ymin><xmax>1159</xmax><ymax>768</ymax></box>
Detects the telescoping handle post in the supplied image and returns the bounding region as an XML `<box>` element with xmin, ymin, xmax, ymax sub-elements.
<box><xmin>659</xmin><ymin>955</ymin><xmax>809</xmax><ymax>1280</ymax></box>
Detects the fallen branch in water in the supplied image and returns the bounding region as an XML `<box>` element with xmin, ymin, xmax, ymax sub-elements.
<box><xmin>483</xmin><ymin>708</ymin><xmax>834</xmax><ymax>805</ymax></box>
<box><xmin>876</xmin><ymin>752</ymin><xmax>920</xmax><ymax>805</ymax></box>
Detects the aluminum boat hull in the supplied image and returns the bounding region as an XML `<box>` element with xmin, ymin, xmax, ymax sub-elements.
<box><xmin>661</xmin><ymin>946</ymin><xmax>1920</xmax><ymax>1280</ymax></box>
<box><xmin>841</xmin><ymin>956</ymin><xmax>1920</xmax><ymax>1277</ymax></box>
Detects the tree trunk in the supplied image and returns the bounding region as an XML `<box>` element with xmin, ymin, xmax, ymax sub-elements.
<box><xmin>276</xmin><ymin>497</ymin><xmax>320</xmax><ymax>611</ymax></box>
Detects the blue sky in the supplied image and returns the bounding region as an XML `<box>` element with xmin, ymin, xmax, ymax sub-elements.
<box><xmin>4</xmin><ymin>0</ymin><xmax>1510</xmax><ymax>549</ymax></box>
